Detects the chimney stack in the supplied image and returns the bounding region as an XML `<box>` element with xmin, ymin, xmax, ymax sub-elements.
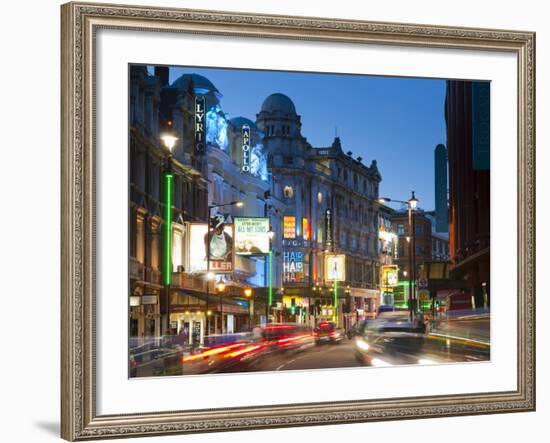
<box><xmin>154</xmin><ymin>66</ymin><xmax>169</xmax><ymax>87</ymax></box>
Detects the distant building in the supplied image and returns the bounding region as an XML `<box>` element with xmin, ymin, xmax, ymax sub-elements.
<box><xmin>390</xmin><ymin>209</ymin><xmax>449</xmax><ymax>309</ymax></box>
<box><xmin>434</xmin><ymin>144</ymin><xmax>449</xmax><ymax>233</ymax></box>
<box><xmin>445</xmin><ymin>80</ymin><xmax>490</xmax><ymax>308</ymax></box>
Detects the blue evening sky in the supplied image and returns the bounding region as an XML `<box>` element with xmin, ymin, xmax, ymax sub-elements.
<box><xmin>158</xmin><ymin>66</ymin><xmax>447</xmax><ymax>210</ymax></box>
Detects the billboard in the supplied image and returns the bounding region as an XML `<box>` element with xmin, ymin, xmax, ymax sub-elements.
<box><xmin>234</xmin><ymin>217</ymin><xmax>270</xmax><ymax>255</ymax></box>
<box><xmin>283</xmin><ymin>216</ymin><xmax>296</xmax><ymax>239</ymax></box>
<box><xmin>325</xmin><ymin>254</ymin><xmax>345</xmax><ymax>282</ymax></box>
<box><xmin>283</xmin><ymin>251</ymin><xmax>305</xmax><ymax>283</ymax></box>
<box><xmin>381</xmin><ymin>265</ymin><xmax>399</xmax><ymax>287</ymax></box>
<box><xmin>188</xmin><ymin>222</ymin><xmax>233</xmax><ymax>273</ymax></box>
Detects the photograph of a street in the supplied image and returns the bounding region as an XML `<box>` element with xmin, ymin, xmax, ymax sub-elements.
<box><xmin>128</xmin><ymin>65</ymin><xmax>490</xmax><ymax>377</ymax></box>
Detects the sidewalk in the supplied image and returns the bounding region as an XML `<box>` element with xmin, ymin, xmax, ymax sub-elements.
<box><xmin>429</xmin><ymin>311</ymin><xmax>490</xmax><ymax>345</ymax></box>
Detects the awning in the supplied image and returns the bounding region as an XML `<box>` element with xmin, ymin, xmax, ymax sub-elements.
<box><xmin>349</xmin><ymin>287</ymin><xmax>380</xmax><ymax>298</ymax></box>
<box><xmin>171</xmin><ymin>288</ymin><xmax>249</xmax><ymax>314</ymax></box>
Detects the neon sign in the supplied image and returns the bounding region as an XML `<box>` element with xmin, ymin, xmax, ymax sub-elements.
<box><xmin>242</xmin><ymin>125</ymin><xmax>251</xmax><ymax>173</ymax></box>
<box><xmin>194</xmin><ymin>96</ymin><xmax>205</xmax><ymax>154</ymax></box>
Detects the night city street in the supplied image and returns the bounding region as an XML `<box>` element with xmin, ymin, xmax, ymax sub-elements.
<box><xmin>131</xmin><ymin>312</ymin><xmax>489</xmax><ymax>377</ymax></box>
<box><xmin>128</xmin><ymin>64</ymin><xmax>491</xmax><ymax>377</ymax></box>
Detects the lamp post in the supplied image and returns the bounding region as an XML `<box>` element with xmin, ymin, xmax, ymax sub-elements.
<box><xmin>205</xmin><ymin>200</ymin><xmax>243</xmax><ymax>336</ymax></box>
<box><xmin>379</xmin><ymin>191</ymin><xmax>419</xmax><ymax>321</ymax></box>
<box><xmin>160</xmin><ymin>130</ymin><xmax>177</xmax><ymax>335</ymax></box>
<box><xmin>244</xmin><ymin>287</ymin><xmax>253</xmax><ymax>329</ymax></box>
<box><xmin>216</xmin><ymin>278</ymin><xmax>226</xmax><ymax>333</ymax></box>
<box><xmin>267</xmin><ymin>228</ymin><xmax>274</xmax><ymax>325</ymax></box>
<box><xmin>408</xmin><ymin>192</ymin><xmax>418</xmax><ymax>314</ymax></box>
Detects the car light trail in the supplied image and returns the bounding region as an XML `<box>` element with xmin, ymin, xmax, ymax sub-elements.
<box><xmin>182</xmin><ymin>343</ymin><xmax>242</xmax><ymax>362</ymax></box>
<box><xmin>355</xmin><ymin>339</ymin><xmax>370</xmax><ymax>351</ymax></box>
<box><xmin>371</xmin><ymin>358</ymin><xmax>392</xmax><ymax>367</ymax></box>
<box><xmin>225</xmin><ymin>345</ymin><xmax>261</xmax><ymax>358</ymax></box>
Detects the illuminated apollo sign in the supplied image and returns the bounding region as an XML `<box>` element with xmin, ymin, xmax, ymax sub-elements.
<box><xmin>194</xmin><ymin>96</ymin><xmax>206</xmax><ymax>154</ymax></box>
<box><xmin>283</xmin><ymin>251</ymin><xmax>305</xmax><ymax>283</ymax></box>
<box><xmin>241</xmin><ymin>125</ymin><xmax>251</xmax><ymax>173</ymax></box>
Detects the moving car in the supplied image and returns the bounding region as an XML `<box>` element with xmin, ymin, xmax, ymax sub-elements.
<box><xmin>313</xmin><ymin>321</ymin><xmax>343</xmax><ymax>345</ymax></box>
<box><xmin>354</xmin><ymin>312</ymin><xmax>427</xmax><ymax>365</ymax></box>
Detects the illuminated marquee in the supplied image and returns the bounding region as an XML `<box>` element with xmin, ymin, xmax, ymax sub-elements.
<box><xmin>381</xmin><ymin>265</ymin><xmax>399</xmax><ymax>287</ymax></box>
<box><xmin>324</xmin><ymin>254</ymin><xmax>346</xmax><ymax>282</ymax></box>
<box><xmin>283</xmin><ymin>216</ymin><xmax>296</xmax><ymax>239</ymax></box>
<box><xmin>194</xmin><ymin>96</ymin><xmax>206</xmax><ymax>154</ymax></box>
<box><xmin>242</xmin><ymin>125</ymin><xmax>251</xmax><ymax>173</ymax></box>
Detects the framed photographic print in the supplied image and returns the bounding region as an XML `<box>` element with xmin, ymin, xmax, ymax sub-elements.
<box><xmin>61</xmin><ymin>1</ymin><xmax>536</xmax><ymax>440</ymax></box>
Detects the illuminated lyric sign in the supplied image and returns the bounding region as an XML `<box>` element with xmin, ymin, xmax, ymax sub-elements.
<box><xmin>324</xmin><ymin>254</ymin><xmax>345</xmax><ymax>282</ymax></box>
<box><xmin>188</xmin><ymin>222</ymin><xmax>233</xmax><ymax>273</ymax></box>
<box><xmin>283</xmin><ymin>216</ymin><xmax>296</xmax><ymax>239</ymax></box>
<box><xmin>194</xmin><ymin>96</ymin><xmax>206</xmax><ymax>154</ymax></box>
<box><xmin>381</xmin><ymin>265</ymin><xmax>399</xmax><ymax>287</ymax></box>
<box><xmin>234</xmin><ymin>217</ymin><xmax>270</xmax><ymax>255</ymax></box>
<box><xmin>283</xmin><ymin>251</ymin><xmax>304</xmax><ymax>283</ymax></box>
<box><xmin>241</xmin><ymin>125</ymin><xmax>251</xmax><ymax>173</ymax></box>
<box><xmin>325</xmin><ymin>209</ymin><xmax>333</xmax><ymax>246</ymax></box>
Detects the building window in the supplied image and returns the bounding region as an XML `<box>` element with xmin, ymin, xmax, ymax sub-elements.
<box><xmin>302</xmin><ymin>217</ymin><xmax>310</xmax><ymax>240</ymax></box>
<box><xmin>397</xmin><ymin>224</ymin><xmax>405</xmax><ymax>235</ymax></box>
<box><xmin>283</xmin><ymin>216</ymin><xmax>296</xmax><ymax>239</ymax></box>
<box><xmin>415</xmin><ymin>224</ymin><xmax>423</xmax><ymax>235</ymax></box>
<box><xmin>283</xmin><ymin>185</ymin><xmax>294</xmax><ymax>199</ymax></box>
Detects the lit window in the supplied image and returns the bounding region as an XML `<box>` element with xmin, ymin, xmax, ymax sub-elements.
<box><xmin>302</xmin><ymin>218</ymin><xmax>310</xmax><ymax>240</ymax></box>
<box><xmin>283</xmin><ymin>216</ymin><xmax>296</xmax><ymax>239</ymax></box>
<box><xmin>397</xmin><ymin>224</ymin><xmax>405</xmax><ymax>235</ymax></box>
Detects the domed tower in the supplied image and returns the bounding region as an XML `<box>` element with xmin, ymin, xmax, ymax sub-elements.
<box><xmin>256</xmin><ymin>93</ymin><xmax>306</xmax><ymax>165</ymax></box>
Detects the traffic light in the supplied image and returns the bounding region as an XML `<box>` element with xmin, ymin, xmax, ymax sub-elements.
<box><xmin>290</xmin><ymin>298</ymin><xmax>296</xmax><ymax>315</ymax></box>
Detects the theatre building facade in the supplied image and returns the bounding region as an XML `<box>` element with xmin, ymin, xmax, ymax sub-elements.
<box><xmin>258</xmin><ymin>93</ymin><xmax>383</xmax><ymax>329</ymax></box>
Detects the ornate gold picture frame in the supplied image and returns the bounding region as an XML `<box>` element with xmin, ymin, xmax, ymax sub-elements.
<box><xmin>61</xmin><ymin>1</ymin><xmax>535</xmax><ymax>440</ymax></box>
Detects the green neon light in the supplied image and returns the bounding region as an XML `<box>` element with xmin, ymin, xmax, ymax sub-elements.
<box><xmin>163</xmin><ymin>174</ymin><xmax>173</xmax><ymax>285</ymax></box>
<box><xmin>333</xmin><ymin>278</ymin><xmax>338</xmax><ymax>322</ymax></box>
<box><xmin>268</xmin><ymin>251</ymin><xmax>273</xmax><ymax>307</ymax></box>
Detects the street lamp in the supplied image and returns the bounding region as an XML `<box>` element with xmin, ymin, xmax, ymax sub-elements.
<box><xmin>379</xmin><ymin>191</ymin><xmax>419</xmax><ymax>320</ymax></box>
<box><xmin>244</xmin><ymin>287</ymin><xmax>253</xmax><ymax>329</ymax></box>
<box><xmin>216</xmin><ymin>278</ymin><xmax>226</xmax><ymax>334</ymax></box>
<box><xmin>266</xmin><ymin>228</ymin><xmax>274</xmax><ymax>325</ymax></box>
<box><xmin>160</xmin><ymin>130</ymin><xmax>178</xmax><ymax>335</ymax></box>
<box><xmin>205</xmin><ymin>200</ymin><xmax>244</xmax><ymax>336</ymax></box>
<box><xmin>407</xmin><ymin>191</ymin><xmax>419</xmax><ymax>315</ymax></box>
